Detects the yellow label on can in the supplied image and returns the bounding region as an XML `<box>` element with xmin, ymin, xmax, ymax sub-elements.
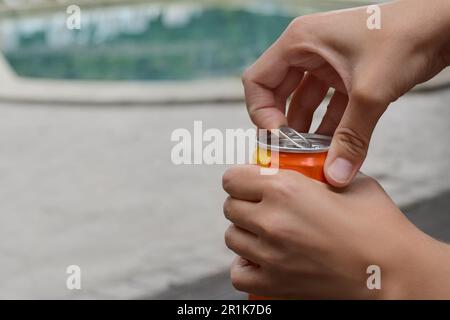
<box><xmin>254</xmin><ymin>146</ymin><xmax>271</xmax><ymax>167</ymax></box>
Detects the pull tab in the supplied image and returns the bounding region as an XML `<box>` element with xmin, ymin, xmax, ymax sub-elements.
<box><xmin>277</xmin><ymin>126</ymin><xmax>313</xmax><ymax>148</ymax></box>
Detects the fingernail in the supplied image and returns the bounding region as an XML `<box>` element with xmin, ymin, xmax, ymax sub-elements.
<box><xmin>328</xmin><ymin>158</ymin><xmax>353</xmax><ymax>184</ymax></box>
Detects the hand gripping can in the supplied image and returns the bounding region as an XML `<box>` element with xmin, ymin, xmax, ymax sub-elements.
<box><xmin>250</xmin><ymin>128</ymin><xmax>331</xmax><ymax>300</ymax></box>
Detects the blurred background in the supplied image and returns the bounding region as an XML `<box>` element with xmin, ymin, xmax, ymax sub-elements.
<box><xmin>0</xmin><ymin>0</ymin><xmax>449</xmax><ymax>299</ymax></box>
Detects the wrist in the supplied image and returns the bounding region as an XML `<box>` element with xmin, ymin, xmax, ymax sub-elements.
<box><xmin>357</xmin><ymin>223</ymin><xmax>424</xmax><ymax>300</ymax></box>
<box><xmin>391</xmin><ymin>233</ymin><xmax>450</xmax><ymax>299</ymax></box>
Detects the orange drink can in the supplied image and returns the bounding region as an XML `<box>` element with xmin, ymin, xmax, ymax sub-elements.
<box><xmin>250</xmin><ymin>128</ymin><xmax>331</xmax><ymax>300</ymax></box>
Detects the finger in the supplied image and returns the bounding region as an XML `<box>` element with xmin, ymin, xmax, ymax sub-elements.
<box><xmin>224</xmin><ymin>225</ymin><xmax>262</xmax><ymax>264</ymax></box>
<box><xmin>324</xmin><ymin>91</ymin><xmax>388</xmax><ymax>187</ymax></box>
<box><xmin>243</xmin><ymin>45</ymin><xmax>292</xmax><ymax>129</ymax></box>
<box><xmin>230</xmin><ymin>256</ymin><xmax>268</xmax><ymax>294</ymax></box>
<box><xmin>223</xmin><ymin>197</ymin><xmax>262</xmax><ymax>235</ymax></box>
<box><xmin>242</xmin><ymin>20</ymin><xmax>326</xmax><ymax>130</ymax></box>
<box><xmin>287</xmin><ymin>73</ymin><xmax>329</xmax><ymax>133</ymax></box>
<box><xmin>274</xmin><ymin>67</ymin><xmax>305</xmax><ymax>108</ymax></box>
<box><xmin>315</xmin><ymin>90</ymin><xmax>348</xmax><ymax>136</ymax></box>
<box><xmin>222</xmin><ymin>165</ymin><xmax>265</xmax><ymax>201</ymax></box>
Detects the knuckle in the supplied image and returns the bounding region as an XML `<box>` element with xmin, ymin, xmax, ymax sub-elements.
<box><xmin>259</xmin><ymin>214</ymin><xmax>284</xmax><ymax>240</ymax></box>
<box><xmin>264</xmin><ymin>176</ymin><xmax>284</xmax><ymax>194</ymax></box>
<box><xmin>283</xmin><ymin>14</ymin><xmax>319</xmax><ymax>46</ymax></box>
<box><xmin>223</xmin><ymin>197</ymin><xmax>233</xmax><ymax>220</ymax></box>
<box><xmin>263</xmin><ymin>250</ymin><xmax>284</xmax><ymax>268</ymax></box>
<box><xmin>283</xmin><ymin>19</ymin><xmax>304</xmax><ymax>50</ymax></box>
<box><xmin>258</xmin><ymin>219</ymin><xmax>272</xmax><ymax>238</ymax></box>
<box><xmin>230</xmin><ymin>268</ymin><xmax>247</xmax><ymax>292</ymax></box>
<box><xmin>333</xmin><ymin>127</ymin><xmax>368</xmax><ymax>160</ymax></box>
<box><xmin>286</xmin><ymin>15</ymin><xmax>314</xmax><ymax>36</ymax></box>
<box><xmin>286</xmin><ymin>16</ymin><xmax>302</xmax><ymax>34</ymax></box>
<box><xmin>264</xmin><ymin>173</ymin><xmax>298</xmax><ymax>199</ymax></box>
<box><xmin>224</xmin><ymin>225</ymin><xmax>235</xmax><ymax>249</ymax></box>
<box><xmin>222</xmin><ymin>168</ymin><xmax>235</xmax><ymax>193</ymax></box>
<box><xmin>350</xmin><ymin>86</ymin><xmax>386</xmax><ymax>109</ymax></box>
<box><xmin>279</xmin><ymin>171</ymin><xmax>301</xmax><ymax>192</ymax></box>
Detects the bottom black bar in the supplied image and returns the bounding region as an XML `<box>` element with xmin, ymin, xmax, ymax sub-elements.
<box><xmin>0</xmin><ymin>300</ymin><xmax>447</xmax><ymax>318</ymax></box>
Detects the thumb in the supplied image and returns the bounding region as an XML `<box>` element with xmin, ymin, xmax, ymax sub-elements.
<box><xmin>324</xmin><ymin>91</ymin><xmax>388</xmax><ymax>187</ymax></box>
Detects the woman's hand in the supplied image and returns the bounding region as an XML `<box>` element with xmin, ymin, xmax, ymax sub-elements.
<box><xmin>222</xmin><ymin>165</ymin><xmax>450</xmax><ymax>299</ymax></box>
<box><xmin>242</xmin><ymin>0</ymin><xmax>450</xmax><ymax>187</ymax></box>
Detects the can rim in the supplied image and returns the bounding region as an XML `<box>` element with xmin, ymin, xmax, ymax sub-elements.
<box><xmin>257</xmin><ymin>132</ymin><xmax>331</xmax><ymax>153</ymax></box>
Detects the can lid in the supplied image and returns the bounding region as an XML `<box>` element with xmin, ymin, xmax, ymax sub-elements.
<box><xmin>258</xmin><ymin>128</ymin><xmax>331</xmax><ymax>153</ymax></box>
